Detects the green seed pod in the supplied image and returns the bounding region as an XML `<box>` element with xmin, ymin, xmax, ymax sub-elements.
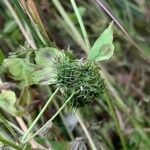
<box><xmin>56</xmin><ymin>55</ymin><xmax>105</xmax><ymax>109</ymax></box>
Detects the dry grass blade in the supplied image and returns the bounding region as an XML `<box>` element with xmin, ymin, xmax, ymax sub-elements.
<box><xmin>20</xmin><ymin>0</ymin><xmax>50</xmax><ymax>41</ymax></box>
<box><xmin>16</xmin><ymin>117</ymin><xmax>47</xmax><ymax>149</ymax></box>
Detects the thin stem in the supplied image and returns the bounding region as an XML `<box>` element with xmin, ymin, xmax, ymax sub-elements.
<box><xmin>0</xmin><ymin>112</ymin><xmax>19</xmax><ymax>142</ymax></box>
<box><xmin>0</xmin><ymin>133</ymin><xmax>21</xmax><ymax>150</ymax></box>
<box><xmin>53</xmin><ymin>100</ymin><xmax>74</xmax><ymax>140</ymax></box>
<box><xmin>43</xmin><ymin>86</ymin><xmax>74</xmax><ymax>140</ymax></box>
<box><xmin>16</xmin><ymin>117</ymin><xmax>46</xmax><ymax>149</ymax></box>
<box><xmin>52</xmin><ymin>0</ymin><xmax>87</xmax><ymax>51</ymax></box>
<box><xmin>70</xmin><ymin>0</ymin><xmax>91</xmax><ymax>51</ymax></box>
<box><xmin>7</xmin><ymin>121</ymin><xmax>24</xmax><ymax>135</ymax></box>
<box><xmin>76</xmin><ymin>111</ymin><xmax>97</xmax><ymax>150</ymax></box>
<box><xmin>100</xmin><ymin>65</ymin><xmax>127</xmax><ymax>111</ymax></box>
<box><xmin>23</xmin><ymin>92</ymin><xmax>75</xmax><ymax>143</ymax></box>
<box><xmin>104</xmin><ymin>93</ymin><xmax>127</xmax><ymax>150</ymax></box>
<box><xmin>21</xmin><ymin>87</ymin><xmax>60</xmax><ymax>142</ymax></box>
<box><xmin>44</xmin><ymin>86</ymin><xmax>74</xmax><ymax>140</ymax></box>
<box><xmin>124</xmin><ymin>0</ymin><xmax>134</xmax><ymax>34</ymax></box>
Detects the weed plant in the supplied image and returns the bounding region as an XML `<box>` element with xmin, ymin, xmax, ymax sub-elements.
<box><xmin>0</xmin><ymin>0</ymin><xmax>150</xmax><ymax>150</ymax></box>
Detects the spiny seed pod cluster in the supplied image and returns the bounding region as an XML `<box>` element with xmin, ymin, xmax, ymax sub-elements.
<box><xmin>56</xmin><ymin>55</ymin><xmax>105</xmax><ymax>109</ymax></box>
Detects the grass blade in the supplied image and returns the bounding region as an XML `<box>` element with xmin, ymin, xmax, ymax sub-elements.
<box><xmin>104</xmin><ymin>93</ymin><xmax>127</xmax><ymax>150</ymax></box>
<box><xmin>52</xmin><ymin>0</ymin><xmax>87</xmax><ymax>51</ymax></box>
<box><xmin>3</xmin><ymin>0</ymin><xmax>36</xmax><ymax>49</ymax></box>
<box><xmin>22</xmin><ymin>91</ymin><xmax>75</xmax><ymax>143</ymax></box>
<box><xmin>21</xmin><ymin>87</ymin><xmax>60</xmax><ymax>142</ymax></box>
<box><xmin>11</xmin><ymin>0</ymin><xmax>44</xmax><ymax>47</ymax></box>
<box><xmin>70</xmin><ymin>0</ymin><xmax>91</xmax><ymax>51</ymax></box>
<box><xmin>0</xmin><ymin>133</ymin><xmax>21</xmax><ymax>150</ymax></box>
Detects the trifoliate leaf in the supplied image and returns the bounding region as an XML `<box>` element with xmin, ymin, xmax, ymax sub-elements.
<box><xmin>0</xmin><ymin>49</ymin><xmax>4</xmax><ymax>64</ymax></box>
<box><xmin>0</xmin><ymin>90</ymin><xmax>24</xmax><ymax>116</ymax></box>
<box><xmin>87</xmin><ymin>22</ymin><xmax>114</xmax><ymax>61</ymax></box>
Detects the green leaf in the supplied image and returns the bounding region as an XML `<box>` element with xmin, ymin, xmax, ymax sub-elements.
<box><xmin>4</xmin><ymin>58</ymin><xmax>35</xmax><ymax>85</ymax></box>
<box><xmin>33</xmin><ymin>47</ymin><xmax>61</xmax><ymax>85</ymax></box>
<box><xmin>35</xmin><ymin>47</ymin><xmax>61</xmax><ymax>67</ymax></box>
<box><xmin>0</xmin><ymin>49</ymin><xmax>4</xmax><ymax>64</ymax></box>
<box><xmin>32</xmin><ymin>67</ymin><xmax>57</xmax><ymax>85</ymax></box>
<box><xmin>0</xmin><ymin>90</ymin><xmax>24</xmax><ymax>116</ymax></box>
<box><xmin>87</xmin><ymin>22</ymin><xmax>114</xmax><ymax>61</ymax></box>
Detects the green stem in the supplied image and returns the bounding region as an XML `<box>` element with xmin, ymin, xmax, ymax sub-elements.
<box><xmin>104</xmin><ymin>93</ymin><xmax>127</xmax><ymax>150</ymax></box>
<box><xmin>23</xmin><ymin>92</ymin><xmax>75</xmax><ymax>143</ymax></box>
<box><xmin>52</xmin><ymin>0</ymin><xmax>87</xmax><ymax>51</ymax></box>
<box><xmin>76</xmin><ymin>111</ymin><xmax>97</xmax><ymax>150</ymax></box>
<box><xmin>21</xmin><ymin>87</ymin><xmax>60</xmax><ymax>142</ymax></box>
<box><xmin>70</xmin><ymin>0</ymin><xmax>91</xmax><ymax>51</ymax></box>
<box><xmin>0</xmin><ymin>133</ymin><xmax>21</xmax><ymax>150</ymax></box>
<box><xmin>0</xmin><ymin>113</ymin><xmax>19</xmax><ymax>142</ymax></box>
<box><xmin>45</xmin><ymin>86</ymin><xmax>74</xmax><ymax>140</ymax></box>
<box><xmin>53</xmin><ymin>100</ymin><xmax>74</xmax><ymax>140</ymax></box>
